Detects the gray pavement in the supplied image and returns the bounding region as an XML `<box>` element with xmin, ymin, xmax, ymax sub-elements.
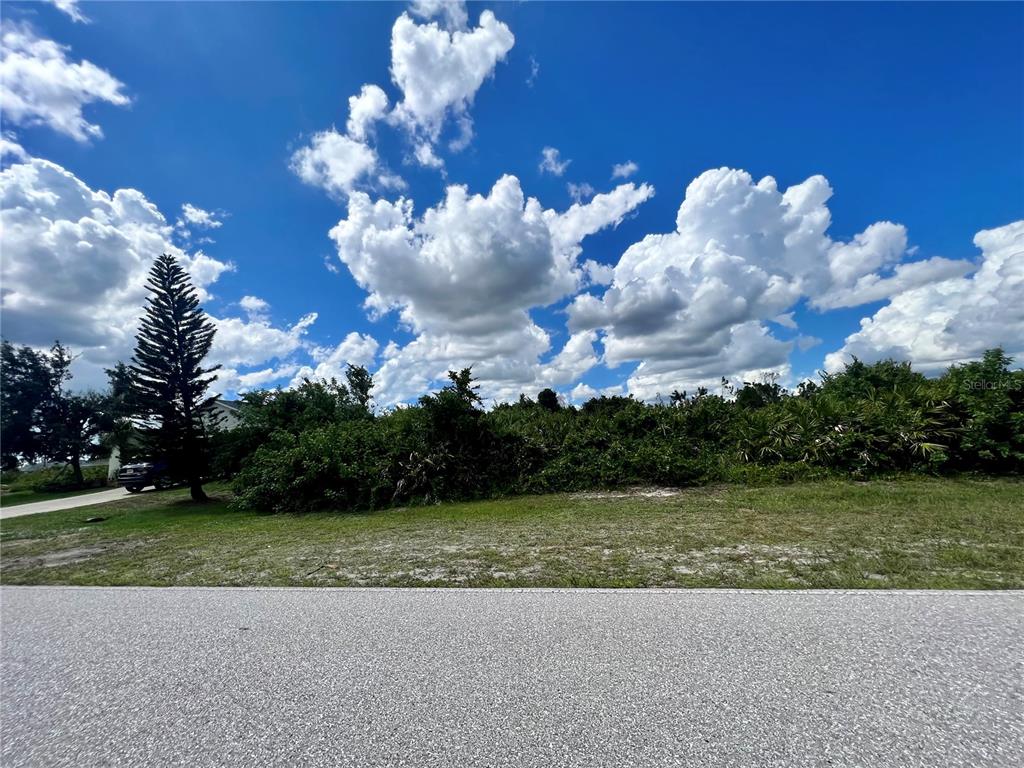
<box><xmin>0</xmin><ymin>487</ymin><xmax>130</xmax><ymax>520</ymax></box>
<box><xmin>2</xmin><ymin>587</ymin><xmax>1022</xmax><ymax>767</ymax></box>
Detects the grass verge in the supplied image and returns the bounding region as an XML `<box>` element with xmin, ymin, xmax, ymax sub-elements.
<box><xmin>0</xmin><ymin>478</ymin><xmax>1021</xmax><ymax>589</ymax></box>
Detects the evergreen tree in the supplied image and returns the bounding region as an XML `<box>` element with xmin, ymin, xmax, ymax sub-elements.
<box><xmin>130</xmin><ymin>254</ymin><xmax>220</xmax><ymax>501</ymax></box>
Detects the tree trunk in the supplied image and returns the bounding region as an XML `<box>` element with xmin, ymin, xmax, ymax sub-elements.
<box><xmin>70</xmin><ymin>455</ymin><xmax>84</xmax><ymax>487</ymax></box>
<box><xmin>190</xmin><ymin>479</ymin><xmax>208</xmax><ymax>502</ymax></box>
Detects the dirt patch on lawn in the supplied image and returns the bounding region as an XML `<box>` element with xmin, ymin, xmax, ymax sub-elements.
<box><xmin>695</xmin><ymin>544</ymin><xmax>833</xmax><ymax>566</ymax></box>
<box><xmin>572</xmin><ymin>487</ymin><xmax>682</xmax><ymax>500</ymax></box>
<box><xmin>3</xmin><ymin>540</ymin><xmax>148</xmax><ymax>570</ymax></box>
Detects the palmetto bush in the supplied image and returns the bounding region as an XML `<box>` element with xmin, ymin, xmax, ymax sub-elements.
<box><xmin>940</xmin><ymin>350</ymin><xmax>1024</xmax><ymax>471</ymax></box>
<box><xmin>736</xmin><ymin>386</ymin><xmax>958</xmax><ymax>474</ymax></box>
<box><xmin>829</xmin><ymin>388</ymin><xmax>956</xmax><ymax>472</ymax></box>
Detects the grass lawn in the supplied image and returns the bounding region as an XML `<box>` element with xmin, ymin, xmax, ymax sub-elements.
<box><xmin>0</xmin><ymin>478</ymin><xmax>1021</xmax><ymax>589</ymax></box>
<box><xmin>0</xmin><ymin>485</ymin><xmax>113</xmax><ymax>508</ymax></box>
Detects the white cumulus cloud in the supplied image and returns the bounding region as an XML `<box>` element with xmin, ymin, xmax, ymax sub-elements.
<box><xmin>825</xmin><ymin>220</ymin><xmax>1024</xmax><ymax>374</ymax></box>
<box><xmin>566</xmin><ymin>167</ymin><xmax>972</xmax><ymax>399</ymax></box>
<box><xmin>210</xmin><ymin>312</ymin><xmax>317</xmax><ymax>369</ymax></box>
<box><xmin>346</xmin><ymin>84</ymin><xmax>390</xmax><ymax>141</ymax></box>
<box><xmin>0</xmin><ymin>156</ymin><xmax>234</xmax><ymax>384</ymax></box>
<box><xmin>327</xmin><ymin>175</ymin><xmax>653</xmax><ymax>404</ymax></box>
<box><xmin>389</xmin><ymin>10</ymin><xmax>514</xmax><ymax>161</ymax></box>
<box><xmin>239</xmin><ymin>295</ymin><xmax>270</xmax><ymax>318</ymax></box>
<box><xmin>291</xmin><ymin>7</ymin><xmax>509</xmax><ymax>183</ymax></box>
<box><xmin>0</xmin><ymin>21</ymin><xmax>128</xmax><ymax>142</ymax></box>
<box><xmin>289</xmin><ymin>331</ymin><xmax>380</xmax><ymax>386</ymax></box>
<box><xmin>213</xmin><ymin>364</ymin><xmax>303</xmax><ymax>396</ymax></box>
<box><xmin>0</xmin><ymin>155</ymin><xmax>321</xmax><ymax>397</ymax></box>
<box><xmin>290</xmin><ymin>129</ymin><xmax>381</xmax><ymax>198</ymax></box>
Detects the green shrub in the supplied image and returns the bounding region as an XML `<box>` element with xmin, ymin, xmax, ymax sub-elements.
<box><xmin>232</xmin><ymin>421</ymin><xmax>395</xmax><ymax>513</ymax></box>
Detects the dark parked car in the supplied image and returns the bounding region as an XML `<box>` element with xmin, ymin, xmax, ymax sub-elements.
<box><xmin>116</xmin><ymin>461</ymin><xmax>177</xmax><ymax>493</ymax></box>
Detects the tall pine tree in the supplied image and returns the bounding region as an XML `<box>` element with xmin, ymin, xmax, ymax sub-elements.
<box><xmin>130</xmin><ymin>254</ymin><xmax>220</xmax><ymax>501</ymax></box>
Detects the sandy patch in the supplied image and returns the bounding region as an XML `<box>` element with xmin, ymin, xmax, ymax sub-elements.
<box><xmin>3</xmin><ymin>539</ymin><xmax>149</xmax><ymax>570</ymax></box>
<box><xmin>573</xmin><ymin>487</ymin><xmax>682</xmax><ymax>500</ymax></box>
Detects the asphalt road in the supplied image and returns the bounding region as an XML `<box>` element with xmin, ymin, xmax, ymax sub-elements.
<box><xmin>2</xmin><ymin>588</ymin><xmax>1021</xmax><ymax>767</ymax></box>
<box><xmin>0</xmin><ymin>487</ymin><xmax>131</xmax><ymax>520</ymax></box>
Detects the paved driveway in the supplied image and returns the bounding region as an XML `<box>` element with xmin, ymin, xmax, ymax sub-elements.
<box><xmin>0</xmin><ymin>487</ymin><xmax>131</xmax><ymax>520</ymax></box>
<box><xmin>2</xmin><ymin>587</ymin><xmax>1021</xmax><ymax>767</ymax></box>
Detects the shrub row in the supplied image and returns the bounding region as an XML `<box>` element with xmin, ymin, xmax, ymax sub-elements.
<box><xmin>224</xmin><ymin>350</ymin><xmax>1023</xmax><ymax>513</ymax></box>
<box><xmin>1</xmin><ymin>464</ymin><xmax>108</xmax><ymax>493</ymax></box>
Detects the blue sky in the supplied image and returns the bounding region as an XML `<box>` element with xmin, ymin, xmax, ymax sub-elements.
<box><xmin>2</xmin><ymin>1</ymin><xmax>1022</xmax><ymax>404</ymax></box>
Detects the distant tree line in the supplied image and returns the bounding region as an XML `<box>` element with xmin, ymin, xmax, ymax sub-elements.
<box><xmin>4</xmin><ymin>252</ymin><xmax>1022</xmax><ymax>510</ymax></box>
<box><xmin>1</xmin><ymin>340</ymin><xmax>120</xmax><ymax>484</ymax></box>
<box><xmin>223</xmin><ymin>349</ymin><xmax>1023</xmax><ymax>514</ymax></box>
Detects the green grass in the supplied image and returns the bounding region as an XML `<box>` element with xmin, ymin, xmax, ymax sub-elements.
<box><xmin>1</xmin><ymin>478</ymin><xmax>1021</xmax><ymax>589</ymax></box>
<box><xmin>0</xmin><ymin>485</ymin><xmax>113</xmax><ymax>507</ymax></box>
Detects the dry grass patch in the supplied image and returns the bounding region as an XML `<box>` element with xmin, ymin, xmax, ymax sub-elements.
<box><xmin>1</xmin><ymin>478</ymin><xmax>1022</xmax><ymax>588</ymax></box>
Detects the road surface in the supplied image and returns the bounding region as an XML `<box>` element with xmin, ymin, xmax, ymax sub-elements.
<box><xmin>2</xmin><ymin>587</ymin><xmax>1021</xmax><ymax>767</ymax></box>
<box><xmin>0</xmin><ymin>487</ymin><xmax>130</xmax><ymax>520</ymax></box>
